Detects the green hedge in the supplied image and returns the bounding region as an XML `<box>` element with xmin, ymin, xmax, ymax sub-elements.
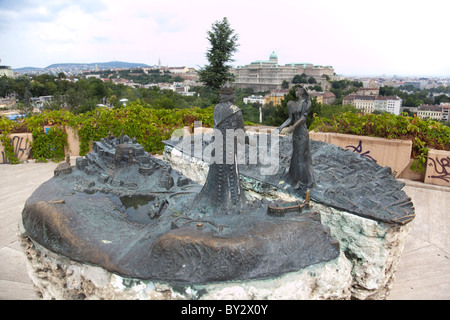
<box><xmin>69</xmin><ymin>101</ymin><xmax>214</xmax><ymax>156</ymax></box>
<box><xmin>1</xmin><ymin>101</ymin><xmax>214</xmax><ymax>163</ymax></box>
<box><xmin>0</xmin><ymin>116</ymin><xmax>19</xmax><ymax>163</ymax></box>
<box><xmin>310</xmin><ymin>112</ymin><xmax>450</xmax><ymax>172</ymax></box>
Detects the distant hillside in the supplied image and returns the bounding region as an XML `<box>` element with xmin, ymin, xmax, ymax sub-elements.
<box><xmin>15</xmin><ymin>61</ymin><xmax>151</xmax><ymax>75</ymax></box>
<box><xmin>46</xmin><ymin>61</ymin><xmax>150</xmax><ymax>70</ymax></box>
<box><xmin>14</xmin><ymin>66</ymin><xmax>43</xmax><ymax>74</ymax></box>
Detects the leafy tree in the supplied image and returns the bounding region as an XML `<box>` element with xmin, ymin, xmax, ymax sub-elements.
<box><xmin>319</xmin><ymin>103</ymin><xmax>358</xmax><ymax>120</ymax></box>
<box><xmin>329</xmin><ymin>79</ymin><xmax>363</xmax><ymax>105</ymax></box>
<box><xmin>0</xmin><ymin>76</ymin><xmax>15</xmax><ymax>97</ymax></box>
<box><xmin>292</xmin><ymin>73</ymin><xmax>308</xmax><ymax>84</ymax></box>
<box><xmin>435</xmin><ymin>94</ymin><xmax>450</xmax><ymax>104</ymax></box>
<box><xmin>45</xmin><ymin>81</ymin><xmax>58</xmax><ymax>95</ymax></box>
<box><xmin>153</xmin><ymin>96</ymin><xmax>176</xmax><ymax>109</ymax></box>
<box><xmin>197</xmin><ymin>17</ymin><xmax>239</xmax><ymax>91</ymax></box>
<box><xmin>379</xmin><ymin>85</ymin><xmax>396</xmax><ymax>96</ymax></box>
<box><xmin>30</xmin><ymin>81</ymin><xmax>45</xmax><ymax>97</ymax></box>
<box><xmin>13</xmin><ymin>75</ymin><xmax>31</xmax><ymax>100</ymax></box>
<box><xmin>88</xmin><ymin>78</ymin><xmax>107</xmax><ymax>100</ymax></box>
<box><xmin>310</xmin><ymin>85</ymin><xmax>323</xmax><ymax>92</ymax></box>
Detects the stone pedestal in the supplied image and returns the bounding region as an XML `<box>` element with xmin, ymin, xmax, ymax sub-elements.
<box><xmin>20</xmin><ymin>229</ymin><xmax>352</xmax><ymax>300</ymax></box>
<box><xmin>20</xmin><ymin>135</ymin><xmax>414</xmax><ymax>300</ymax></box>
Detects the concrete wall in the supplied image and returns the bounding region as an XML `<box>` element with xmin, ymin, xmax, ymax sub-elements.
<box><xmin>425</xmin><ymin>149</ymin><xmax>450</xmax><ymax>187</ymax></box>
<box><xmin>0</xmin><ymin>127</ymin><xmax>83</xmax><ymax>164</ymax></box>
<box><xmin>65</xmin><ymin>126</ymin><xmax>81</xmax><ymax>157</ymax></box>
<box><xmin>0</xmin><ymin>133</ymin><xmax>32</xmax><ymax>164</ymax></box>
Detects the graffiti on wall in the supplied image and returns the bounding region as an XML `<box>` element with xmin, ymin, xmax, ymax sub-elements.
<box><xmin>346</xmin><ymin>140</ymin><xmax>376</xmax><ymax>162</ymax></box>
<box><xmin>0</xmin><ymin>135</ymin><xmax>31</xmax><ymax>164</ymax></box>
<box><xmin>427</xmin><ymin>156</ymin><xmax>450</xmax><ymax>183</ymax></box>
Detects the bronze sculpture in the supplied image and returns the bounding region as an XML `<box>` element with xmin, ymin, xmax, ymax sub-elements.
<box><xmin>276</xmin><ymin>85</ymin><xmax>315</xmax><ymax>189</ymax></box>
<box><xmin>20</xmin><ymin>83</ymin><xmax>414</xmax><ymax>287</ymax></box>
<box><xmin>190</xmin><ymin>84</ymin><xmax>247</xmax><ymax>215</ymax></box>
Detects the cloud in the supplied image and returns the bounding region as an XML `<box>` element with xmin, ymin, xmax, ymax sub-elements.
<box><xmin>1</xmin><ymin>0</ymin><xmax>449</xmax><ymax>76</ymax></box>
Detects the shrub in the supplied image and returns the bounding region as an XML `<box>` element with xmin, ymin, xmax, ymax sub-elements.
<box><xmin>0</xmin><ymin>116</ymin><xmax>19</xmax><ymax>163</ymax></box>
<box><xmin>18</xmin><ymin>103</ymin><xmax>215</xmax><ymax>161</ymax></box>
<box><xmin>310</xmin><ymin>112</ymin><xmax>450</xmax><ymax>172</ymax></box>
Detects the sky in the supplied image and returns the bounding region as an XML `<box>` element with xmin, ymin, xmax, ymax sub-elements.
<box><xmin>0</xmin><ymin>0</ymin><xmax>449</xmax><ymax>77</ymax></box>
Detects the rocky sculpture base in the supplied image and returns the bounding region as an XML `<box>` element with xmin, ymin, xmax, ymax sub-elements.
<box><xmin>19</xmin><ymin>230</ymin><xmax>352</xmax><ymax>300</ymax></box>
<box><xmin>20</xmin><ymin>134</ymin><xmax>413</xmax><ymax>300</ymax></box>
<box><xmin>20</xmin><ymin>135</ymin><xmax>346</xmax><ymax>299</ymax></box>
<box><xmin>19</xmin><ymin>201</ymin><xmax>408</xmax><ymax>300</ymax></box>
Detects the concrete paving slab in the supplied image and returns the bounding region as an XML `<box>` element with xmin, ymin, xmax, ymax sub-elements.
<box><xmin>0</xmin><ymin>160</ymin><xmax>58</xmax><ymax>300</ymax></box>
<box><xmin>0</xmin><ymin>247</ymin><xmax>31</xmax><ymax>283</ymax></box>
<box><xmin>0</xmin><ymin>279</ymin><xmax>37</xmax><ymax>300</ymax></box>
<box><xmin>388</xmin><ymin>240</ymin><xmax>450</xmax><ymax>300</ymax></box>
<box><xmin>387</xmin><ymin>179</ymin><xmax>450</xmax><ymax>300</ymax></box>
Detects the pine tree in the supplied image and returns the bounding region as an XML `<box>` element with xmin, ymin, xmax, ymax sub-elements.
<box><xmin>198</xmin><ymin>17</ymin><xmax>239</xmax><ymax>91</ymax></box>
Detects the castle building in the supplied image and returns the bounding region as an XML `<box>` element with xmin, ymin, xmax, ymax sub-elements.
<box><xmin>231</xmin><ymin>52</ymin><xmax>335</xmax><ymax>92</ymax></box>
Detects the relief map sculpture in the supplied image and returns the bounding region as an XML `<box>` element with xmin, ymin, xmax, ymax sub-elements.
<box><xmin>22</xmin><ymin>84</ymin><xmax>415</xmax><ymax>285</ymax></box>
<box><xmin>21</xmin><ymin>85</ymin><xmax>346</xmax><ymax>284</ymax></box>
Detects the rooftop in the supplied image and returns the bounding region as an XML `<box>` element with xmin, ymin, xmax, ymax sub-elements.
<box><xmin>418</xmin><ymin>104</ymin><xmax>442</xmax><ymax>111</ymax></box>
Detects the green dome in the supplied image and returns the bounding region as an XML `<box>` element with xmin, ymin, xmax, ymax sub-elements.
<box><xmin>269</xmin><ymin>51</ymin><xmax>278</xmax><ymax>60</ymax></box>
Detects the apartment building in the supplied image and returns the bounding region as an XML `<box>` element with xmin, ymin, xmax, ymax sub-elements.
<box><xmin>264</xmin><ymin>89</ymin><xmax>290</xmax><ymax>106</ymax></box>
<box><xmin>309</xmin><ymin>91</ymin><xmax>336</xmax><ymax>105</ymax></box>
<box><xmin>243</xmin><ymin>95</ymin><xmax>265</xmax><ymax>105</ymax></box>
<box><xmin>374</xmin><ymin>96</ymin><xmax>402</xmax><ymax>115</ymax></box>
<box><xmin>343</xmin><ymin>94</ymin><xmax>402</xmax><ymax>115</ymax></box>
<box><xmin>441</xmin><ymin>102</ymin><xmax>450</xmax><ymax>121</ymax></box>
<box><xmin>417</xmin><ymin>104</ymin><xmax>443</xmax><ymax>120</ymax></box>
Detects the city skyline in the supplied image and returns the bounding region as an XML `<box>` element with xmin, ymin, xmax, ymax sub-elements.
<box><xmin>0</xmin><ymin>0</ymin><xmax>449</xmax><ymax>77</ymax></box>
